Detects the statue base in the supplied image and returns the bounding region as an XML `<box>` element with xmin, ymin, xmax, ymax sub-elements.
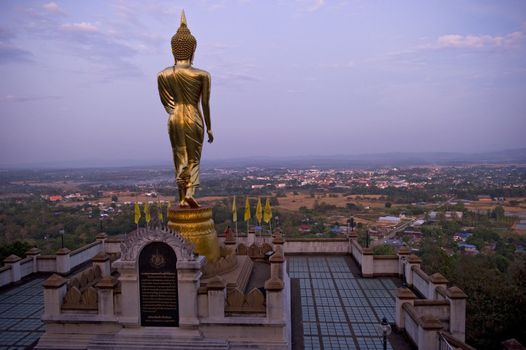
<box><xmin>167</xmin><ymin>206</ymin><xmax>220</xmax><ymax>261</ymax></box>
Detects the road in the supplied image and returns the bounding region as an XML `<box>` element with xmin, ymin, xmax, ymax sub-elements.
<box><xmin>372</xmin><ymin>196</ymin><xmax>456</xmax><ymax>247</ymax></box>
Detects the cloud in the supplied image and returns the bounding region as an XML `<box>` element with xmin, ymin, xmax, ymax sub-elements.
<box><xmin>0</xmin><ymin>94</ymin><xmax>61</xmax><ymax>104</ymax></box>
<box><xmin>319</xmin><ymin>61</ymin><xmax>355</xmax><ymax>69</ymax></box>
<box><xmin>307</xmin><ymin>0</ymin><xmax>325</xmax><ymax>12</ymax></box>
<box><xmin>0</xmin><ymin>28</ymin><xmax>33</xmax><ymax>64</ymax></box>
<box><xmin>0</xmin><ymin>43</ymin><xmax>33</xmax><ymax>64</ymax></box>
<box><xmin>433</xmin><ymin>31</ymin><xmax>524</xmax><ymax>49</ymax></box>
<box><xmin>62</xmin><ymin>22</ymin><xmax>99</xmax><ymax>33</ymax></box>
<box><xmin>43</xmin><ymin>2</ymin><xmax>65</xmax><ymax>15</ymax></box>
<box><xmin>295</xmin><ymin>0</ymin><xmax>325</xmax><ymax>12</ymax></box>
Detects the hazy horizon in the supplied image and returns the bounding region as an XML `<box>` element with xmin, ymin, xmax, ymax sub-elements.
<box><xmin>1</xmin><ymin>147</ymin><xmax>524</xmax><ymax>169</ymax></box>
<box><xmin>1</xmin><ymin>0</ymin><xmax>526</xmax><ymax>166</ymax></box>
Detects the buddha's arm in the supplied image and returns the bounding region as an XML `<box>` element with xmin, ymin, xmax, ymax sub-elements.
<box><xmin>201</xmin><ymin>72</ymin><xmax>213</xmax><ymax>142</ymax></box>
<box><xmin>157</xmin><ymin>73</ymin><xmax>174</xmax><ymax>114</ymax></box>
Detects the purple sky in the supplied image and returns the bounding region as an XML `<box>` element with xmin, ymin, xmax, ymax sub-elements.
<box><xmin>1</xmin><ymin>0</ymin><xmax>525</xmax><ymax>167</ymax></box>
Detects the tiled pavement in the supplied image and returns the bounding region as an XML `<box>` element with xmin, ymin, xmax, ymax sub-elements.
<box><xmin>0</xmin><ymin>278</ymin><xmax>45</xmax><ymax>350</ymax></box>
<box><xmin>288</xmin><ymin>256</ymin><xmax>406</xmax><ymax>350</ymax></box>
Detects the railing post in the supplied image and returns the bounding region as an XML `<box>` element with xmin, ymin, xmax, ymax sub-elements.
<box><xmin>395</xmin><ymin>287</ymin><xmax>416</xmax><ymax>329</ymax></box>
<box><xmin>397</xmin><ymin>246</ymin><xmax>410</xmax><ymax>280</ymax></box>
<box><xmin>25</xmin><ymin>247</ymin><xmax>41</xmax><ymax>273</ymax></box>
<box><xmin>418</xmin><ymin>316</ymin><xmax>443</xmax><ymax>350</ymax></box>
<box><xmin>361</xmin><ymin>247</ymin><xmax>374</xmax><ymax>277</ymax></box>
<box><xmin>177</xmin><ymin>256</ymin><xmax>205</xmax><ymax>329</ymax></box>
<box><xmin>55</xmin><ymin>248</ymin><xmax>71</xmax><ymax>275</ymax></box>
<box><xmin>92</xmin><ymin>252</ymin><xmax>111</xmax><ymax>276</ymax></box>
<box><xmin>446</xmin><ymin>286</ymin><xmax>467</xmax><ymax>342</ymax></box>
<box><xmin>270</xmin><ymin>247</ymin><xmax>284</xmax><ymax>280</ymax></box>
<box><xmin>265</xmin><ymin>276</ymin><xmax>284</xmax><ymax>321</ymax></box>
<box><xmin>207</xmin><ymin>276</ymin><xmax>226</xmax><ymax>320</ymax></box>
<box><xmin>96</xmin><ymin>276</ymin><xmax>117</xmax><ymax>319</ymax></box>
<box><xmin>247</xmin><ymin>229</ymin><xmax>256</xmax><ymax>246</ymax></box>
<box><xmin>42</xmin><ymin>274</ymin><xmax>67</xmax><ymax>319</ymax></box>
<box><xmin>405</xmin><ymin>254</ymin><xmax>422</xmax><ymax>287</ymax></box>
<box><xmin>3</xmin><ymin>255</ymin><xmax>21</xmax><ymax>283</ymax></box>
<box><xmin>429</xmin><ymin>273</ymin><xmax>448</xmax><ymax>300</ymax></box>
<box><xmin>96</xmin><ymin>232</ymin><xmax>108</xmax><ymax>252</ymax></box>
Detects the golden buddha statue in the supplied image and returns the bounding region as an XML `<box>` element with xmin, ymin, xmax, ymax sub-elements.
<box><xmin>158</xmin><ymin>10</ymin><xmax>213</xmax><ymax>208</ymax></box>
<box><xmin>160</xmin><ymin>11</ymin><xmax>220</xmax><ymax>261</ymax></box>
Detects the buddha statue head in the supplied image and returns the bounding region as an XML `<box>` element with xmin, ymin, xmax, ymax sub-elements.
<box><xmin>171</xmin><ymin>10</ymin><xmax>197</xmax><ymax>63</ymax></box>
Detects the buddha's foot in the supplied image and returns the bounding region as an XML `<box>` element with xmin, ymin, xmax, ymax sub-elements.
<box><xmin>185</xmin><ymin>196</ymin><xmax>200</xmax><ymax>208</ymax></box>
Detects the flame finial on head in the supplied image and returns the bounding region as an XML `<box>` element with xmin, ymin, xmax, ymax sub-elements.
<box><xmin>171</xmin><ymin>9</ymin><xmax>196</xmax><ymax>61</ymax></box>
<box><xmin>180</xmin><ymin>9</ymin><xmax>187</xmax><ymax>26</ymax></box>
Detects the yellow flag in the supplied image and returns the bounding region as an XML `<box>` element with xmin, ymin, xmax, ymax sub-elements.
<box><xmin>232</xmin><ymin>196</ymin><xmax>237</xmax><ymax>223</ymax></box>
<box><xmin>244</xmin><ymin>196</ymin><xmax>251</xmax><ymax>222</ymax></box>
<box><xmin>264</xmin><ymin>197</ymin><xmax>272</xmax><ymax>223</ymax></box>
<box><xmin>158</xmin><ymin>201</ymin><xmax>163</xmax><ymax>222</ymax></box>
<box><xmin>134</xmin><ymin>202</ymin><xmax>141</xmax><ymax>225</ymax></box>
<box><xmin>144</xmin><ymin>202</ymin><xmax>151</xmax><ymax>223</ymax></box>
<box><xmin>255</xmin><ymin>196</ymin><xmax>263</xmax><ymax>224</ymax></box>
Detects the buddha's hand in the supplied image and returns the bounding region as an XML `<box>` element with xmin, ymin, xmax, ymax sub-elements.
<box><xmin>207</xmin><ymin>130</ymin><xmax>214</xmax><ymax>143</ymax></box>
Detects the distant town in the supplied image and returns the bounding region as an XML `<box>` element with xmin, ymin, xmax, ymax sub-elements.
<box><xmin>0</xmin><ymin>163</ymin><xmax>525</xmax><ymax>259</ymax></box>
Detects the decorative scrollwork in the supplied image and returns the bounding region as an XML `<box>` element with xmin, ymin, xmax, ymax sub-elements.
<box><xmin>120</xmin><ymin>227</ymin><xmax>194</xmax><ymax>262</ymax></box>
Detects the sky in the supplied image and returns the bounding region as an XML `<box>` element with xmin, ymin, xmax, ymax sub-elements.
<box><xmin>0</xmin><ymin>0</ymin><xmax>525</xmax><ymax>167</ymax></box>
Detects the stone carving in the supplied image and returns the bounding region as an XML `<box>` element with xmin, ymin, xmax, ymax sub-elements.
<box><xmin>120</xmin><ymin>227</ymin><xmax>194</xmax><ymax>262</ymax></box>
<box><xmin>62</xmin><ymin>265</ymin><xmax>103</xmax><ymax>311</ymax></box>
<box><xmin>236</xmin><ymin>243</ymin><xmax>273</xmax><ymax>260</ymax></box>
<box><xmin>63</xmin><ymin>287</ymin><xmax>81</xmax><ymax>305</ymax></box>
<box><xmin>237</xmin><ymin>244</ymin><xmax>248</xmax><ymax>255</ymax></box>
<box><xmin>62</xmin><ymin>286</ymin><xmax>98</xmax><ymax>310</ymax></box>
<box><xmin>246</xmin><ymin>288</ymin><xmax>265</xmax><ymax>308</ymax></box>
<box><xmin>202</xmin><ymin>252</ymin><xmax>238</xmax><ymax>279</ymax></box>
<box><xmin>225</xmin><ymin>287</ymin><xmax>266</xmax><ymax>314</ymax></box>
<box><xmin>226</xmin><ymin>288</ymin><xmax>244</xmax><ymax>308</ymax></box>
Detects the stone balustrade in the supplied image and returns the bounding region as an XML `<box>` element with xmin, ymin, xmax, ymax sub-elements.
<box><xmin>0</xmin><ymin>235</ymin><xmax>108</xmax><ymax>288</ymax></box>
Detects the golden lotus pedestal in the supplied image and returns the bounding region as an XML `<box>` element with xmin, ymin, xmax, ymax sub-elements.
<box><xmin>167</xmin><ymin>206</ymin><xmax>220</xmax><ymax>262</ymax></box>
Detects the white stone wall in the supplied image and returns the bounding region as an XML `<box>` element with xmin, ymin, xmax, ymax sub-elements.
<box><xmin>70</xmin><ymin>242</ymin><xmax>102</xmax><ymax>269</ymax></box>
<box><xmin>372</xmin><ymin>257</ymin><xmax>399</xmax><ymax>275</ymax></box>
<box><xmin>405</xmin><ymin>311</ymin><xmax>419</xmax><ymax>345</ymax></box>
<box><xmin>0</xmin><ymin>267</ymin><xmax>11</xmax><ymax>285</ymax></box>
<box><xmin>284</xmin><ymin>239</ymin><xmax>350</xmax><ymax>254</ymax></box>
<box><xmin>37</xmin><ymin>257</ymin><xmax>57</xmax><ymax>272</ymax></box>
<box><xmin>413</xmin><ymin>270</ymin><xmax>429</xmax><ymax>297</ymax></box>
<box><xmin>20</xmin><ymin>258</ymin><xmax>33</xmax><ymax>278</ymax></box>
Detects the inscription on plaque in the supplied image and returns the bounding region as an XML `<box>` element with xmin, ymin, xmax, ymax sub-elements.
<box><xmin>139</xmin><ymin>242</ymin><xmax>178</xmax><ymax>327</ymax></box>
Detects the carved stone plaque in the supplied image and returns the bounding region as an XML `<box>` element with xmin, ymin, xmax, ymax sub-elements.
<box><xmin>139</xmin><ymin>242</ymin><xmax>178</xmax><ymax>327</ymax></box>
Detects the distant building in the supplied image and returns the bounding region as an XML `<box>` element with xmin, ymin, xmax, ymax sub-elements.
<box><xmin>298</xmin><ymin>224</ymin><xmax>311</xmax><ymax>233</ymax></box>
<box><xmin>383</xmin><ymin>238</ymin><xmax>403</xmax><ymax>247</ymax></box>
<box><xmin>48</xmin><ymin>195</ymin><xmax>63</xmax><ymax>202</ymax></box>
<box><xmin>477</xmin><ymin>195</ymin><xmax>492</xmax><ymax>203</ymax></box>
<box><xmin>445</xmin><ymin>211</ymin><xmax>463</xmax><ymax>220</ymax></box>
<box><xmin>453</xmin><ymin>232</ymin><xmax>472</xmax><ymax>242</ymax></box>
<box><xmin>378</xmin><ymin>216</ymin><xmax>401</xmax><ymax>224</ymax></box>
<box><xmin>458</xmin><ymin>243</ymin><xmax>479</xmax><ymax>255</ymax></box>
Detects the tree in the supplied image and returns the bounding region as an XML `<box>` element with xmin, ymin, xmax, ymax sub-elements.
<box><xmin>493</xmin><ymin>205</ymin><xmax>505</xmax><ymax>221</ymax></box>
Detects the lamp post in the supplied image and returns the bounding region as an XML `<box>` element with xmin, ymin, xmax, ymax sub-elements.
<box><xmin>366</xmin><ymin>229</ymin><xmax>370</xmax><ymax>248</ymax></box>
<box><xmin>378</xmin><ymin>317</ymin><xmax>392</xmax><ymax>350</ymax></box>
<box><xmin>59</xmin><ymin>229</ymin><xmax>65</xmax><ymax>249</ymax></box>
